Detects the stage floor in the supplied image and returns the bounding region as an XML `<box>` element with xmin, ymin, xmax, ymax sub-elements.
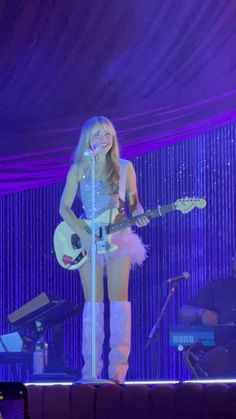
<box><xmin>25</xmin><ymin>378</ymin><xmax>236</xmax><ymax>386</ymax></box>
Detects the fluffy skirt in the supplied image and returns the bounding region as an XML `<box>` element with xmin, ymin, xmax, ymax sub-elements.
<box><xmin>96</xmin><ymin>229</ymin><xmax>147</xmax><ymax>266</ymax></box>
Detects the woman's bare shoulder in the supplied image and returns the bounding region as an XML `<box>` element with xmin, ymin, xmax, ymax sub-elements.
<box><xmin>119</xmin><ymin>158</ymin><xmax>133</xmax><ymax>174</ymax></box>
<box><xmin>119</xmin><ymin>158</ymin><xmax>131</xmax><ymax>166</ymax></box>
<box><xmin>67</xmin><ymin>163</ymin><xmax>82</xmax><ymax>182</ymax></box>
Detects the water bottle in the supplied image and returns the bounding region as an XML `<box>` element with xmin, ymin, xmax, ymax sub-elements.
<box><xmin>33</xmin><ymin>337</ymin><xmax>48</xmax><ymax>375</ymax></box>
<box><xmin>44</xmin><ymin>341</ymin><xmax>49</xmax><ymax>368</ymax></box>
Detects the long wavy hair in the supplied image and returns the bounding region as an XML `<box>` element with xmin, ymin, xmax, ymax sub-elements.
<box><xmin>74</xmin><ymin>116</ymin><xmax>120</xmax><ymax>194</ymax></box>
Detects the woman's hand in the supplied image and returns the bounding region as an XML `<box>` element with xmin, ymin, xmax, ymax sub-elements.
<box><xmin>79</xmin><ymin>229</ymin><xmax>92</xmax><ymax>256</ymax></box>
<box><xmin>132</xmin><ymin>205</ymin><xmax>150</xmax><ymax>228</ymax></box>
<box><xmin>200</xmin><ymin>309</ymin><xmax>218</xmax><ymax>325</ymax></box>
<box><xmin>135</xmin><ymin>214</ymin><xmax>150</xmax><ymax>227</ymax></box>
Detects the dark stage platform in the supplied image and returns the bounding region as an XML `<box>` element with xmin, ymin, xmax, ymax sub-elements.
<box><xmin>26</xmin><ymin>380</ymin><xmax>236</xmax><ymax>419</ymax></box>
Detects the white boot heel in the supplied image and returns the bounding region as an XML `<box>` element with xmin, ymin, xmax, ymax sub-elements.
<box><xmin>109</xmin><ymin>301</ymin><xmax>131</xmax><ymax>384</ymax></box>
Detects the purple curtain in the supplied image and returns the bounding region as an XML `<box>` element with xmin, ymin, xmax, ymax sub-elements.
<box><xmin>1</xmin><ymin>0</ymin><xmax>236</xmax><ymax>194</ymax></box>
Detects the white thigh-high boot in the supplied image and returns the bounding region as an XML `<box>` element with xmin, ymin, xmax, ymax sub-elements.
<box><xmin>82</xmin><ymin>301</ymin><xmax>104</xmax><ymax>379</ymax></box>
<box><xmin>109</xmin><ymin>301</ymin><xmax>131</xmax><ymax>384</ymax></box>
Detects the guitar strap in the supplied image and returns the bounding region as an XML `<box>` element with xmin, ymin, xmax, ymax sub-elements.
<box><xmin>118</xmin><ymin>159</ymin><xmax>128</xmax><ymax>217</ymax></box>
<box><xmin>108</xmin><ymin>208</ymin><xmax>113</xmax><ymax>225</ymax></box>
<box><xmin>118</xmin><ymin>198</ymin><xmax>125</xmax><ymax>215</ymax></box>
<box><xmin>108</xmin><ymin>159</ymin><xmax>128</xmax><ymax>224</ymax></box>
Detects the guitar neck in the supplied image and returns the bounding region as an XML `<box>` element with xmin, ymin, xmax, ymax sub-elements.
<box><xmin>108</xmin><ymin>203</ymin><xmax>176</xmax><ymax>234</ymax></box>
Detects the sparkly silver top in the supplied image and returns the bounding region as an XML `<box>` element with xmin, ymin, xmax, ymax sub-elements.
<box><xmin>79</xmin><ymin>175</ymin><xmax>119</xmax><ymax>219</ymax></box>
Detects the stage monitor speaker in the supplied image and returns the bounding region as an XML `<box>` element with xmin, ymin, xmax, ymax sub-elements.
<box><xmin>0</xmin><ymin>332</ymin><xmax>23</xmax><ymax>352</ymax></box>
<box><xmin>7</xmin><ymin>292</ymin><xmax>80</xmax><ymax>330</ymax></box>
<box><xmin>7</xmin><ymin>293</ymin><xmax>51</xmax><ymax>325</ymax></box>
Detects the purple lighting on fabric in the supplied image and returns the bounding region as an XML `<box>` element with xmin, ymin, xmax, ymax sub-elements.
<box><xmin>1</xmin><ymin>1</ymin><xmax>236</xmax><ymax>194</ymax></box>
<box><xmin>0</xmin><ymin>1</ymin><xmax>236</xmax><ymax>160</ymax></box>
<box><xmin>43</xmin><ymin>88</ymin><xmax>236</xmax><ymax>134</ymax></box>
<box><xmin>1</xmin><ymin>109</ymin><xmax>236</xmax><ymax>195</ymax></box>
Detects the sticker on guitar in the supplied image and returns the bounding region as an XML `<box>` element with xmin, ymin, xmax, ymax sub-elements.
<box><xmin>53</xmin><ymin>197</ymin><xmax>206</xmax><ymax>270</ymax></box>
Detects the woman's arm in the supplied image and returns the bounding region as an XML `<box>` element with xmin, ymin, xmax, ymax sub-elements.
<box><xmin>179</xmin><ymin>304</ymin><xmax>218</xmax><ymax>325</ymax></box>
<box><xmin>59</xmin><ymin>164</ymin><xmax>87</xmax><ymax>237</ymax></box>
<box><xmin>126</xmin><ymin>161</ymin><xmax>149</xmax><ymax>227</ymax></box>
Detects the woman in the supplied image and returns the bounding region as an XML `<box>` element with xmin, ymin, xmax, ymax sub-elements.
<box><xmin>59</xmin><ymin>116</ymin><xmax>149</xmax><ymax>383</ymax></box>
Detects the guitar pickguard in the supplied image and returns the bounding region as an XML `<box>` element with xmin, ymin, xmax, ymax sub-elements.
<box><xmin>96</xmin><ymin>233</ymin><xmax>118</xmax><ymax>254</ymax></box>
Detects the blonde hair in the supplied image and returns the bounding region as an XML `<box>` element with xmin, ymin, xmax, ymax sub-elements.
<box><xmin>74</xmin><ymin>116</ymin><xmax>120</xmax><ymax>194</ymax></box>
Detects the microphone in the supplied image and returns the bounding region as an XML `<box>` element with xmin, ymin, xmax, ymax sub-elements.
<box><xmin>84</xmin><ymin>144</ymin><xmax>100</xmax><ymax>156</ymax></box>
<box><xmin>166</xmin><ymin>272</ymin><xmax>190</xmax><ymax>283</ymax></box>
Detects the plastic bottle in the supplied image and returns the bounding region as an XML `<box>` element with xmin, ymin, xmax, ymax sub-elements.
<box><xmin>33</xmin><ymin>337</ymin><xmax>47</xmax><ymax>375</ymax></box>
<box><xmin>44</xmin><ymin>341</ymin><xmax>49</xmax><ymax>368</ymax></box>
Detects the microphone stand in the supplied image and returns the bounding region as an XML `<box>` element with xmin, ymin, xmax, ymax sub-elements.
<box><xmin>145</xmin><ymin>279</ymin><xmax>179</xmax><ymax>379</ymax></box>
<box><xmin>79</xmin><ymin>150</ymin><xmax>112</xmax><ymax>384</ymax></box>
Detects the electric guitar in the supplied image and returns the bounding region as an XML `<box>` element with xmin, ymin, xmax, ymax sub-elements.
<box><xmin>53</xmin><ymin>198</ymin><xmax>206</xmax><ymax>270</ymax></box>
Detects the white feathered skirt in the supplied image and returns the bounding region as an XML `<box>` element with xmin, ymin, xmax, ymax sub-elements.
<box><xmin>96</xmin><ymin>229</ymin><xmax>147</xmax><ymax>266</ymax></box>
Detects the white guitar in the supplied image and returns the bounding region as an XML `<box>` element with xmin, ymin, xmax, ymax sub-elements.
<box><xmin>53</xmin><ymin>198</ymin><xmax>206</xmax><ymax>270</ymax></box>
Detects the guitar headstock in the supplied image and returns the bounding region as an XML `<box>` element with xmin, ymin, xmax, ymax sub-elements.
<box><xmin>174</xmin><ymin>197</ymin><xmax>207</xmax><ymax>214</ymax></box>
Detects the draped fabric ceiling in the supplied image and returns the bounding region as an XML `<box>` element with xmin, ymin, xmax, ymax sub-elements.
<box><xmin>1</xmin><ymin>0</ymin><xmax>236</xmax><ymax>194</ymax></box>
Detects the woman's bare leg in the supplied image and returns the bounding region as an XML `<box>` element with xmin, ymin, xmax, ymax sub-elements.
<box><xmin>79</xmin><ymin>261</ymin><xmax>104</xmax><ymax>301</ymax></box>
<box><xmin>106</xmin><ymin>257</ymin><xmax>131</xmax><ymax>301</ymax></box>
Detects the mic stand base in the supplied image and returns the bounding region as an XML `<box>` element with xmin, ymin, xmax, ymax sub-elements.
<box><xmin>74</xmin><ymin>378</ymin><xmax>115</xmax><ymax>385</ymax></box>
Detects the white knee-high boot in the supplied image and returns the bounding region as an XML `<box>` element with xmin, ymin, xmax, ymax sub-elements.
<box><xmin>109</xmin><ymin>301</ymin><xmax>131</xmax><ymax>384</ymax></box>
<box><xmin>82</xmin><ymin>301</ymin><xmax>104</xmax><ymax>379</ymax></box>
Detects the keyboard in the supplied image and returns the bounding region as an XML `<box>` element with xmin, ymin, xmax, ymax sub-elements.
<box><xmin>169</xmin><ymin>325</ymin><xmax>236</xmax><ymax>348</ymax></box>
